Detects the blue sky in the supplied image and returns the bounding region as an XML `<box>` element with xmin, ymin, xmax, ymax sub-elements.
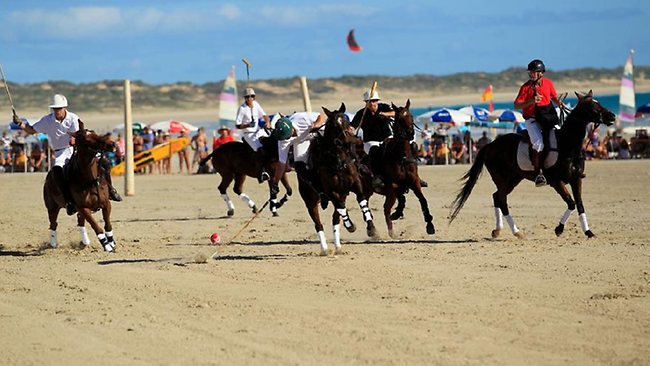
<box><xmin>0</xmin><ymin>0</ymin><xmax>647</xmax><ymax>84</ymax></box>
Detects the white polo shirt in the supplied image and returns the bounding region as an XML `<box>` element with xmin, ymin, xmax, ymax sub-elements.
<box><xmin>31</xmin><ymin>111</ymin><xmax>80</xmax><ymax>151</ymax></box>
<box><xmin>235</xmin><ymin>101</ymin><xmax>266</xmax><ymax>134</ymax></box>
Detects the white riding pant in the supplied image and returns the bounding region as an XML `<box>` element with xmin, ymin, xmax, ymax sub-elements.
<box><xmin>525</xmin><ymin>118</ymin><xmax>544</xmax><ymax>152</ymax></box>
<box><xmin>278</xmin><ymin>136</ymin><xmax>311</xmax><ymax>164</ymax></box>
<box><xmin>54</xmin><ymin>146</ymin><xmax>73</xmax><ymax>167</ymax></box>
<box><xmin>242</xmin><ymin>130</ymin><xmax>264</xmax><ymax>151</ymax></box>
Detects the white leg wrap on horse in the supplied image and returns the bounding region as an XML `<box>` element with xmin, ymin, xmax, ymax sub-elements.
<box><xmin>49</xmin><ymin>230</ymin><xmax>58</xmax><ymax>248</ymax></box>
<box><xmin>221</xmin><ymin>194</ymin><xmax>235</xmax><ymax>210</ymax></box>
<box><xmin>504</xmin><ymin>215</ymin><xmax>519</xmax><ymax>234</ymax></box>
<box><xmin>333</xmin><ymin>224</ymin><xmax>341</xmax><ymax>249</ymax></box>
<box><xmin>239</xmin><ymin>193</ymin><xmax>255</xmax><ymax>208</ymax></box>
<box><xmin>271</xmin><ymin>199</ymin><xmax>278</xmax><ymax>213</ymax></box>
<box><xmin>359</xmin><ymin>199</ymin><xmax>373</xmax><ymax>222</ymax></box>
<box><xmin>560</xmin><ymin>209</ymin><xmax>574</xmax><ymax>225</ymax></box>
<box><xmin>579</xmin><ymin>213</ymin><xmax>590</xmax><ymax>232</ymax></box>
<box><xmin>78</xmin><ymin>226</ymin><xmax>91</xmax><ymax>246</ymax></box>
<box><xmin>494</xmin><ymin>208</ymin><xmax>504</xmax><ymax>230</ymax></box>
<box><xmin>337</xmin><ymin>208</ymin><xmax>352</xmax><ymax>229</ymax></box>
<box><xmin>317</xmin><ymin>230</ymin><xmax>327</xmax><ymax>252</ymax></box>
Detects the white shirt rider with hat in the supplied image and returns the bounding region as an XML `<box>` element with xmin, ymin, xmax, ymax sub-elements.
<box><xmin>235</xmin><ymin>87</ymin><xmax>270</xmax><ymax>151</ymax></box>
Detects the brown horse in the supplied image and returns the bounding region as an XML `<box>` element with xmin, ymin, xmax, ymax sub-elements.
<box><xmin>367</xmin><ymin>100</ymin><xmax>435</xmax><ymax>238</ymax></box>
<box><xmin>200</xmin><ymin>139</ymin><xmax>292</xmax><ymax>217</ymax></box>
<box><xmin>298</xmin><ymin>104</ymin><xmax>377</xmax><ymax>255</ymax></box>
<box><xmin>449</xmin><ymin>91</ymin><xmax>616</xmax><ymax>238</ymax></box>
<box><xmin>44</xmin><ymin>124</ymin><xmax>116</xmax><ymax>251</ymax></box>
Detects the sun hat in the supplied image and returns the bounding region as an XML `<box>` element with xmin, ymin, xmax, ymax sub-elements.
<box><xmin>244</xmin><ymin>88</ymin><xmax>256</xmax><ymax>97</ymax></box>
<box><xmin>49</xmin><ymin>94</ymin><xmax>68</xmax><ymax>108</ymax></box>
<box><xmin>218</xmin><ymin>125</ymin><xmax>230</xmax><ymax>132</ymax></box>
<box><xmin>363</xmin><ymin>89</ymin><xmax>380</xmax><ymax>101</ymax></box>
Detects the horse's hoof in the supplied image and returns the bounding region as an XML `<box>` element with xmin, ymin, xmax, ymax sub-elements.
<box><xmin>491</xmin><ymin>229</ymin><xmax>501</xmax><ymax>238</ymax></box>
<box><xmin>426</xmin><ymin>223</ymin><xmax>435</xmax><ymax>235</ymax></box>
<box><xmin>388</xmin><ymin>230</ymin><xmax>397</xmax><ymax>239</ymax></box>
<box><xmin>585</xmin><ymin>230</ymin><xmax>595</xmax><ymax>238</ymax></box>
<box><xmin>367</xmin><ymin>224</ymin><xmax>378</xmax><ymax>238</ymax></box>
<box><xmin>555</xmin><ymin>224</ymin><xmax>565</xmax><ymax>237</ymax></box>
<box><xmin>346</xmin><ymin>223</ymin><xmax>357</xmax><ymax>233</ymax></box>
<box><xmin>272</xmin><ymin>211</ymin><xmax>279</xmax><ymax>217</ymax></box>
<box><xmin>390</xmin><ymin>211</ymin><xmax>404</xmax><ymax>221</ymax></box>
<box><xmin>251</xmin><ymin>206</ymin><xmax>258</xmax><ymax>214</ymax></box>
<box><xmin>318</xmin><ymin>249</ymin><xmax>328</xmax><ymax>257</ymax></box>
<box><xmin>334</xmin><ymin>247</ymin><xmax>344</xmax><ymax>255</ymax></box>
<box><xmin>514</xmin><ymin>231</ymin><xmax>525</xmax><ymax>239</ymax></box>
<box><xmin>227</xmin><ymin>209</ymin><xmax>234</xmax><ymax>217</ymax></box>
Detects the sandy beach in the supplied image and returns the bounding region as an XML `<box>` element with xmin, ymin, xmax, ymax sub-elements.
<box><xmin>1</xmin><ymin>159</ymin><xmax>649</xmax><ymax>365</ymax></box>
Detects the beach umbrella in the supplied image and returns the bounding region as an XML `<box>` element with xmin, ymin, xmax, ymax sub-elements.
<box><xmin>636</xmin><ymin>102</ymin><xmax>650</xmax><ymax>118</ymax></box>
<box><xmin>415</xmin><ymin>108</ymin><xmax>471</xmax><ymax>126</ymax></box>
<box><xmin>113</xmin><ymin>122</ymin><xmax>144</xmax><ymax>134</ymax></box>
<box><xmin>149</xmin><ymin>120</ymin><xmax>199</xmax><ymax>133</ymax></box>
<box><xmin>458</xmin><ymin>106</ymin><xmax>490</xmax><ymax>122</ymax></box>
<box><xmin>489</xmin><ymin>109</ymin><xmax>525</xmax><ymax>122</ymax></box>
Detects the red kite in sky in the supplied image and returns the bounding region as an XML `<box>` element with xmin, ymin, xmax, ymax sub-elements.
<box><xmin>347</xmin><ymin>29</ymin><xmax>362</xmax><ymax>52</ymax></box>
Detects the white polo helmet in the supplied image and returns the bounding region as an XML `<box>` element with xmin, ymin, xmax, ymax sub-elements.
<box><xmin>244</xmin><ymin>88</ymin><xmax>256</xmax><ymax>97</ymax></box>
<box><xmin>363</xmin><ymin>89</ymin><xmax>380</xmax><ymax>101</ymax></box>
<box><xmin>49</xmin><ymin>94</ymin><xmax>68</xmax><ymax>108</ymax></box>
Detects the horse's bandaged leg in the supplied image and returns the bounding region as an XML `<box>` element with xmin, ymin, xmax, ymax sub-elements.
<box><xmin>337</xmin><ymin>208</ymin><xmax>353</xmax><ymax>230</ymax></box>
<box><xmin>504</xmin><ymin>215</ymin><xmax>520</xmax><ymax>235</ymax></box>
<box><xmin>317</xmin><ymin>230</ymin><xmax>327</xmax><ymax>254</ymax></box>
<box><xmin>221</xmin><ymin>194</ymin><xmax>235</xmax><ymax>211</ymax></box>
<box><xmin>97</xmin><ymin>232</ymin><xmax>113</xmax><ymax>252</ymax></box>
<box><xmin>49</xmin><ymin>230</ymin><xmax>58</xmax><ymax>248</ymax></box>
<box><xmin>78</xmin><ymin>226</ymin><xmax>90</xmax><ymax>246</ymax></box>
<box><xmin>239</xmin><ymin>193</ymin><xmax>255</xmax><ymax>208</ymax></box>
<box><xmin>578</xmin><ymin>213</ymin><xmax>590</xmax><ymax>232</ymax></box>
<box><xmin>494</xmin><ymin>208</ymin><xmax>503</xmax><ymax>230</ymax></box>
<box><xmin>105</xmin><ymin>230</ymin><xmax>116</xmax><ymax>250</ymax></box>
<box><xmin>333</xmin><ymin>224</ymin><xmax>341</xmax><ymax>249</ymax></box>
<box><xmin>359</xmin><ymin>199</ymin><xmax>373</xmax><ymax>222</ymax></box>
<box><xmin>560</xmin><ymin>209</ymin><xmax>573</xmax><ymax>225</ymax></box>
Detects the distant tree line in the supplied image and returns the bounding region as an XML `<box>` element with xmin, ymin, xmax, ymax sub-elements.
<box><xmin>3</xmin><ymin>66</ymin><xmax>648</xmax><ymax>112</ymax></box>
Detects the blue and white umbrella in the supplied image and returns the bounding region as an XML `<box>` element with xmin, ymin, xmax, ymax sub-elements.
<box><xmin>415</xmin><ymin>108</ymin><xmax>471</xmax><ymax>126</ymax></box>
<box><xmin>458</xmin><ymin>106</ymin><xmax>490</xmax><ymax>122</ymax></box>
<box><xmin>489</xmin><ymin>109</ymin><xmax>525</xmax><ymax>122</ymax></box>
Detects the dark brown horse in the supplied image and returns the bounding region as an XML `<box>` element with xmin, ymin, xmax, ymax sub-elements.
<box><xmin>449</xmin><ymin>90</ymin><xmax>616</xmax><ymax>238</ymax></box>
<box><xmin>299</xmin><ymin>104</ymin><xmax>377</xmax><ymax>255</ymax></box>
<box><xmin>367</xmin><ymin>100</ymin><xmax>435</xmax><ymax>238</ymax></box>
<box><xmin>44</xmin><ymin>123</ymin><xmax>116</xmax><ymax>251</ymax></box>
<box><xmin>200</xmin><ymin>139</ymin><xmax>292</xmax><ymax>217</ymax></box>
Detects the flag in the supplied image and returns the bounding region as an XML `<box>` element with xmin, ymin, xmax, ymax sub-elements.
<box><xmin>481</xmin><ymin>85</ymin><xmax>494</xmax><ymax>112</ymax></box>
<box><xmin>347</xmin><ymin>29</ymin><xmax>362</xmax><ymax>52</ymax></box>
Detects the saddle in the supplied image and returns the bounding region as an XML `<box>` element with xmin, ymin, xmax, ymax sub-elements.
<box><xmin>517</xmin><ymin>130</ymin><xmax>559</xmax><ymax>171</ymax></box>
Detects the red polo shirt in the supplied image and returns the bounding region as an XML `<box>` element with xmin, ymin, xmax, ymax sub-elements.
<box><xmin>514</xmin><ymin>78</ymin><xmax>558</xmax><ymax>119</ymax></box>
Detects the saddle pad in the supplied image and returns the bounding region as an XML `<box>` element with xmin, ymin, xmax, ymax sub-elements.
<box><xmin>517</xmin><ymin>130</ymin><xmax>559</xmax><ymax>171</ymax></box>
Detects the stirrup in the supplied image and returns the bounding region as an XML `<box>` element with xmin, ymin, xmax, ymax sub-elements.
<box><xmin>65</xmin><ymin>202</ymin><xmax>77</xmax><ymax>216</ymax></box>
<box><xmin>258</xmin><ymin>171</ymin><xmax>270</xmax><ymax>183</ymax></box>
<box><xmin>109</xmin><ymin>187</ymin><xmax>123</xmax><ymax>202</ymax></box>
<box><xmin>534</xmin><ymin>173</ymin><xmax>547</xmax><ymax>187</ymax></box>
<box><xmin>419</xmin><ymin>178</ymin><xmax>428</xmax><ymax>188</ymax></box>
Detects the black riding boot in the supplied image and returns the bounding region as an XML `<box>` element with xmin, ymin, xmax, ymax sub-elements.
<box><xmin>410</xmin><ymin>141</ymin><xmax>428</xmax><ymax>187</ymax></box>
<box><xmin>532</xmin><ymin>150</ymin><xmax>546</xmax><ymax>187</ymax></box>
<box><xmin>52</xmin><ymin>166</ymin><xmax>76</xmax><ymax>216</ymax></box>
<box><xmin>255</xmin><ymin>149</ymin><xmax>270</xmax><ymax>183</ymax></box>
<box><xmin>369</xmin><ymin>146</ymin><xmax>385</xmax><ymax>192</ymax></box>
<box><xmin>100</xmin><ymin>157</ymin><xmax>122</xmax><ymax>201</ymax></box>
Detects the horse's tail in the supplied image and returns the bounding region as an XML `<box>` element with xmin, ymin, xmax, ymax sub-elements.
<box><xmin>449</xmin><ymin>145</ymin><xmax>487</xmax><ymax>224</ymax></box>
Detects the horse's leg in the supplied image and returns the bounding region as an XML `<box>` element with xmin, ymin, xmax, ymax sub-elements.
<box><xmin>76</xmin><ymin>213</ymin><xmax>90</xmax><ymax>247</ymax></box>
<box><xmin>550</xmin><ymin>182</ymin><xmax>576</xmax><ymax>237</ymax></box>
<box><xmin>383</xmin><ymin>190</ymin><xmax>398</xmax><ymax>239</ymax></box>
<box><xmin>332</xmin><ymin>193</ymin><xmax>356</xmax><ymax>233</ymax></box>
<box><xmin>352</xmin><ymin>181</ymin><xmax>377</xmax><ymax>238</ymax></box>
<box><xmin>492</xmin><ymin>184</ymin><xmax>524</xmax><ymax>239</ymax></box>
<box><xmin>274</xmin><ymin>173</ymin><xmax>292</xmax><ymax>210</ymax></box>
<box><xmin>101</xmin><ymin>202</ymin><xmax>116</xmax><ymax>251</ymax></box>
<box><xmin>78</xmin><ymin>207</ymin><xmax>113</xmax><ymax>252</ymax></box>
<box><xmin>47</xmin><ymin>207</ymin><xmax>60</xmax><ymax>248</ymax></box>
<box><xmin>299</xmin><ymin>182</ymin><xmax>327</xmax><ymax>255</ymax></box>
<box><xmin>233</xmin><ymin>174</ymin><xmax>257</xmax><ymax>214</ymax></box>
<box><xmin>411</xmin><ymin>185</ymin><xmax>435</xmax><ymax>235</ymax></box>
<box><xmin>390</xmin><ymin>194</ymin><xmax>406</xmax><ymax>220</ymax></box>
<box><xmin>218</xmin><ymin>173</ymin><xmax>236</xmax><ymax>216</ymax></box>
<box><xmin>331</xmin><ymin>208</ymin><xmax>343</xmax><ymax>254</ymax></box>
<box><xmin>570</xmin><ymin>178</ymin><xmax>595</xmax><ymax>238</ymax></box>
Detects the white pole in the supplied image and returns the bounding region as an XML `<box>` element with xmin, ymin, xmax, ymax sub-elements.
<box><xmin>299</xmin><ymin>76</ymin><xmax>312</xmax><ymax>113</ymax></box>
<box><xmin>124</xmin><ymin>79</ymin><xmax>135</xmax><ymax>196</ymax></box>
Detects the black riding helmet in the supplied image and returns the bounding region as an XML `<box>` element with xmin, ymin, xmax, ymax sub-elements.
<box><xmin>527</xmin><ymin>59</ymin><xmax>546</xmax><ymax>73</ymax></box>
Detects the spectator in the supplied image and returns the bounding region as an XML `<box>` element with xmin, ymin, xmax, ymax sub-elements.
<box><xmin>476</xmin><ymin>131</ymin><xmax>492</xmax><ymax>151</ymax></box>
<box><xmin>450</xmin><ymin>134</ymin><xmax>467</xmax><ymax>164</ymax></box>
<box><xmin>177</xmin><ymin>130</ymin><xmax>191</xmax><ymax>174</ymax></box>
<box><xmin>191</xmin><ymin>127</ymin><xmax>209</xmax><ymax>173</ymax></box>
<box><xmin>213</xmin><ymin>126</ymin><xmax>235</xmax><ymax>151</ymax></box>
<box><xmin>115</xmin><ymin>133</ymin><xmax>125</xmax><ymax>164</ymax></box>
<box><xmin>29</xmin><ymin>144</ymin><xmax>45</xmax><ymax>172</ymax></box>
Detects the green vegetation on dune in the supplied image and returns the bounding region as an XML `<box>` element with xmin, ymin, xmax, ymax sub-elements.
<box><xmin>4</xmin><ymin>66</ymin><xmax>648</xmax><ymax>112</ymax></box>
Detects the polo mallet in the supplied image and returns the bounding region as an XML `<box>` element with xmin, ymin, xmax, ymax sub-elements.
<box><xmin>242</xmin><ymin>58</ymin><xmax>256</xmax><ymax>126</ymax></box>
<box><xmin>209</xmin><ymin>198</ymin><xmax>271</xmax><ymax>259</ymax></box>
<box><xmin>0</xmin><ymin>64</ymin><xmax>17</xmax><ymax>118</ymax></box>
<box><xmin>355</xmin><ymin>80</ymin><xmax>378</xmax><ymax>135</ymax></box>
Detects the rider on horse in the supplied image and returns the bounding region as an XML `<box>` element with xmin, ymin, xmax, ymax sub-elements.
<box><xmin>350</xmin><ymin>89</ymin><xmax>427</xmax><ymax>191</ymax></box>
<box><xmin>514</xmin><ymin>59</ymin><xmax>564</xmax><ymax>187</ymax></box>
<box><xmin>235</xmin><ymin>87</ymin><xmax>271</xmax><ymax>183</ymax></box>
<box><xmin>14</xmin><ymin>94</ymin><xmax>122</xmax><ymax>216</ymax></box>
